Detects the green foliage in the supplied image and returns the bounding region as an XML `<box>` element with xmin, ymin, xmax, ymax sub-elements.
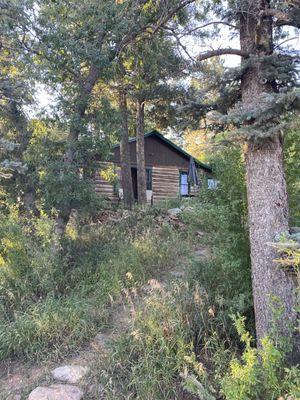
<box><xmin>210</xmin><ymin>89</ymin><xmax>300</xmax><ymax>140</ymax></box>
<box><xmin>97</xmin><ymin>146</ymin><xmax>255</xmax><ymax>399</ymax></box>
<box><xmin>221</xmin><ymin>316</ymin><xmax>300</xmax><ymax>400</ymax></box>
<box><xmin>0</xmin><ymin>209</ymin><xmax>61</xmax><ymax>318</ymax></box>
<box><xmin>284</xmin><ymin>118</ymin><xmax>300</xmax><ymax>226</ymax></box>
<box><xmin>101</xmin><ymin>271</ymin><xmax>299</xmax><ymax>400</ymax></box>
<box><xmin>183</xmin><ymin>146</ymin><xmax>253</xmax><ymax>334</ymax></box>
<box><xmin>0</xmin><ymin>207</ymin><xmax>186</xmax><ymax>361</ymax></box>
<box><xmin>101</xmin><ymin>281</ymin><xmax>216</xmax><ymax>400</ymax></box>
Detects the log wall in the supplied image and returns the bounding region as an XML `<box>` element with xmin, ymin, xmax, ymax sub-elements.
<box><xmin>94</xmin><ymin>163</ymin><xmax>119</xmax><ymax>203</ymax></box>
<box><xmin>152</xmin><ymin>166</ymin><xmax>179</xmax><ymax>204</ymax></box>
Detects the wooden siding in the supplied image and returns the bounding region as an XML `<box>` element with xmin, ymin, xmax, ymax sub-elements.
<box><xmin>152</xmin><ymin>166</ymin><xmax>179</xmax><ymax>204</ymax></box>
<box><xmin>94</xmin><ymin>163</ymin><xmax>119</xmax><ymax>202</ymax></box>
<box><xmin>110</xmin><ymin>135</ymin><xmax>192</xmax><ymax>169</ymax></box>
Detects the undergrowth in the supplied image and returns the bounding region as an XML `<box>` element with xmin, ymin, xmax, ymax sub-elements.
<box><xmin>94</xmin><ymin>147</ymin><xmax>299</xmax><ymax>399</ymax></box>
<box><xmin>0</xmin><ymin>206</ymin><xmax>186</xmax><ymax>361</ymax></box>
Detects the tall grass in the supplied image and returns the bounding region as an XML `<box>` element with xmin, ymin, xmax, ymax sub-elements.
<box><xmin>0</xmin><ymin>207</ymin><xmax>186</xmax><ymax>361</ymax></box>
<box><xmin>95</xmin><ymin>146</ymin><xmax>299</xmax><ymax>399</ymax></box>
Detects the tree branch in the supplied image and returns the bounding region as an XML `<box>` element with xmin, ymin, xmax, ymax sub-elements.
<box><xmin>163</xmin><ymin>26</ymin><xmax>196</xmax><ymax>62</ymax></box>
<box><xmin>263</xmin><ymin>8</ymin><xmax>300</xmax><ymax>29</ymax></box>
<box><xmin>178</xmin><ymin>20</ymin><xmax>238</xmax><ymax>38</ymax></box>
<box><xmin>197</xmin><ymin>48</ymin><xmax>249</xmax><ymax>62</ymax></box>
<box><xmin>274</xmin><ymin>36</ymin><xmax>299</xmax><ymax>50</ymax></box>
<box><xmin>116</xmin><ymin>0</ymin><xmax>195</xmax><ymax>57</ymax></box>
<box><xmin>151</xmin><ymin>0</ymin><xmax>195</xmax><ymax>36</ymax></box>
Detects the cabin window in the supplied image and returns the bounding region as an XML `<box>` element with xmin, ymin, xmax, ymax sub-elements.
<box><xmin>207</xmin><ymin>178</ymin><xmax>218</xmax><ymax>189</ymax></box>
<box><xmin>146</xmin><ymin>168</ymin><xmax>152</xmax><ymax>190</ymax></box>
<box><xmin>180</xmin><ymin>171</ymin><xmax>189</xmax><ymax>196</ymax></box>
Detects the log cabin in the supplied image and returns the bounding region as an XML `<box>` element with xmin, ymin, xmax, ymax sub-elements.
<box><xmin>95</xmin><ymin>130</ymin><xmax>213</xmax><ymax>204</ymax></box>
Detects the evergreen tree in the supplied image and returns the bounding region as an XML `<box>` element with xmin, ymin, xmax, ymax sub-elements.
<box><xmin>184</xmin><ymin>0</ymin><xmax>300</xmax><ymax>356</ymax></box>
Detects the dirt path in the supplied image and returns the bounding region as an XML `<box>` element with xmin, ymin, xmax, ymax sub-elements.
<box><xmin>0</xmin><ymin>244</ymin><xmax>209</xmax><ymax>400</ymax></box>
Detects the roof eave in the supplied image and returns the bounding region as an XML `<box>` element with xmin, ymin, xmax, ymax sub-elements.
<box><xmin>111</xmin><ymin>130</ymin><xmax>212</xmax><ymax>173</ymax></box>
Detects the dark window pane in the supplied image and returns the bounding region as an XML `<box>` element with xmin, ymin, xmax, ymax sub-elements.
<box><xmin>146</xmin><ymin>169</ymin><xmax>152</xmax><ymax>190</ymax></box>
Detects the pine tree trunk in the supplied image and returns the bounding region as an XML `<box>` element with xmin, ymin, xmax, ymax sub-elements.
<box><xmin>136</xmin><ymin>99</ymin><xmax>147</xmax><ymax>204</ymax></box>
<box><xmin>240</xmin><ymin>0</ymin><xmax>298</xmax><ymax>353</ymax></box>
<box><xmin>245</xmin><ymin>138</ymin><xmax>298</xmax><ymax>344</ymax></box>
<box><xmin>119</xmin><ymin>89</ymin><xmax>133</xmax><ymax>209</ymax></box>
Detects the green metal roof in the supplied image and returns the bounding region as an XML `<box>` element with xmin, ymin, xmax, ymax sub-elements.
<box><xmin>113</xmin><ymin>130</ymin><xmax>212</xmax><ymax>172</ymax></box>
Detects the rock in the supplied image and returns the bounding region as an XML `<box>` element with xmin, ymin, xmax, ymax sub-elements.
<box><xmin>167</xmin><ymin>208</ymin><xmax>181</xmax><ymax>217</ymax></box>
<box><xmin>291</xmin><ymin>226</ymin><xmax>300</xmax><ymax>234</ymax></box>
<box><xmin>290</xmin><ymin>232</ymin><xmax>300</xmax><ymax>242</ymax></box>
<box><xmin>51</xmin><ymin>365</ymin><xmax>89</xmax><ymax>384</ymax></box>
<box><xmin>194</xmin><ymin>249</ymin><xmax>207</xmax><ymax>258</ymax></box>
<box><xmin>28</xmin><ymin>384</ymin><xmax>83</xmax><ymax>400</ymax></box>
<box><xmin>180</xmin><ymin>206</ymin><xmax>194</xmax><ymax>213</ymax></box>
<box><xmin>196</xmin><ymin>230</ymin><xmax>205</xmax><ymax>237</ymax></box>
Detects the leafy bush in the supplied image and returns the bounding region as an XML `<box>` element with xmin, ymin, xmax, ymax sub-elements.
<box><xmin>0</xmin><ymin>207</ymin><xmax>186</xmax><ymax>361</ymax></box>
<box><xmin>0</xmin><ymin>209</ymin><xmax>62</xmax><ymax>318</ymax></box>
<box><xmin>284</xmin><ymin>119</ymin><xmax>300</xmax><ymax>226</ymax></box>
<box><xmin>182</xmin><ymin>146</ymin><xmax>253</xmax><ymax>334</ymax></box>
<box><xmin>221</xmin><ymin>316</ymin><xmax>300</xmax><ymax>400</ymax></box>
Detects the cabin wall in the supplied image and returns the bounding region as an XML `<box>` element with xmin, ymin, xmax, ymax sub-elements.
<box><xmin>94</xmin><ymin>163</ymin><xmax>119</xmax><ymax>203</ymax></box>
<box><xmin>152</xmin><ymin>166</ymin><xmax>179</xmax><ymax>204</ymax></box>
<box><xmin>110</xmin><ymin>136</ymin><xmax>191</xmax><ymax>169</ymax></box>
<box><xmin>94</xmin><ymin>163</ymin><xmax>210</xmax><ymax>204</ymax></box>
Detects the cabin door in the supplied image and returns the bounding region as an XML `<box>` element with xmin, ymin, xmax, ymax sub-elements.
<box><xmin>131</xmin><ymin>167</ymin><xmax>152</xmax><ymax>201</ymax></box>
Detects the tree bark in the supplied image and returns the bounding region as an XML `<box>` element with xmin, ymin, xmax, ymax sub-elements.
<box><xmin>119</xmin><ymin>89</ymin><xmax>134</xmax><ymax>209</ymax></box>
<box><xmin>245</xmin><ymin>138</ymin><xmax>298</xmax><ymax>346</ymax></box>
<box><xmin>240</xmin><ymin>0</ymin><xmax>298</xmax><ymax>354</ymax></box>
<box><xmin>54</xmin><ymin>65</ymin><xmax>100</xmax><ymax>236</ymax></box>
<box><xmin>136</xmin><ymin>99</ymin><xmax>147</xmax><ymax>204</ymax></box>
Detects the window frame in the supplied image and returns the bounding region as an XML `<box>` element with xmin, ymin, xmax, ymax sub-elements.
<box><xmin>146</xmin><ymin>168</ymin><xmax>152</xmax><ymax>191</ymax></box>
<box><xmin>179</xmin><ymin>170</ymin><xmax>190</xmax><ymax>196</ymax></box>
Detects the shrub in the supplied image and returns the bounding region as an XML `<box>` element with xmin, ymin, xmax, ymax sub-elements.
<box><xmin>221</xmin><ymin>316</ymin><xmax>300</xmax><ymax>400</ymax></box>
<box><xmin>182</xmin><ymin>146</ymin><xmax>254</xmax><ymax>335</ymax></box>
<box><xmin>0</xmin><ymin>207</ymin><xmax>186</xmax><ymax>361</ymax></box>
<box><xmin>0</xmin><ymin>209</ymin><xmax>62</xmax><ymax>318</ymax></box>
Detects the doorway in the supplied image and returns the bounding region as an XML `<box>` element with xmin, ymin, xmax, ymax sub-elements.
<box><xmin>131</xmin><ymin>167</ymin><xmax>152</xmax><ymax>200</ymax></box>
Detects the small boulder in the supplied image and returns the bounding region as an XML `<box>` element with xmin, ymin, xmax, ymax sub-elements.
<box><xmin>51</xmin><ymin>365</ymin><xmax>89</xmax><ymax>384</ymax></box>
<box><xmin>291</xmin><ymin>227</ymin><xmax>300</xmax><ymax>234</ymax></box>
<box><xmin>28</xmin><ymin>384</ymin><xmax>83</xmax><ymax>400</ymax></box>
<box><xmin>167</xmin><ymin>208</ymin><xmax>181</xmax><ymax>217</ymax></box>
<box><xmin>290</xmin><ymin>232</ymin><xmax>300</xmax><ymax>242</ymax></box>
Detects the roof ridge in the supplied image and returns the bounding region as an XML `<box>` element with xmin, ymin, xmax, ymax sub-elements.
<box><xmin>113</xmin><ymin>130</ymin><xmax>212</xmax><ymax>172</ymax></box>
